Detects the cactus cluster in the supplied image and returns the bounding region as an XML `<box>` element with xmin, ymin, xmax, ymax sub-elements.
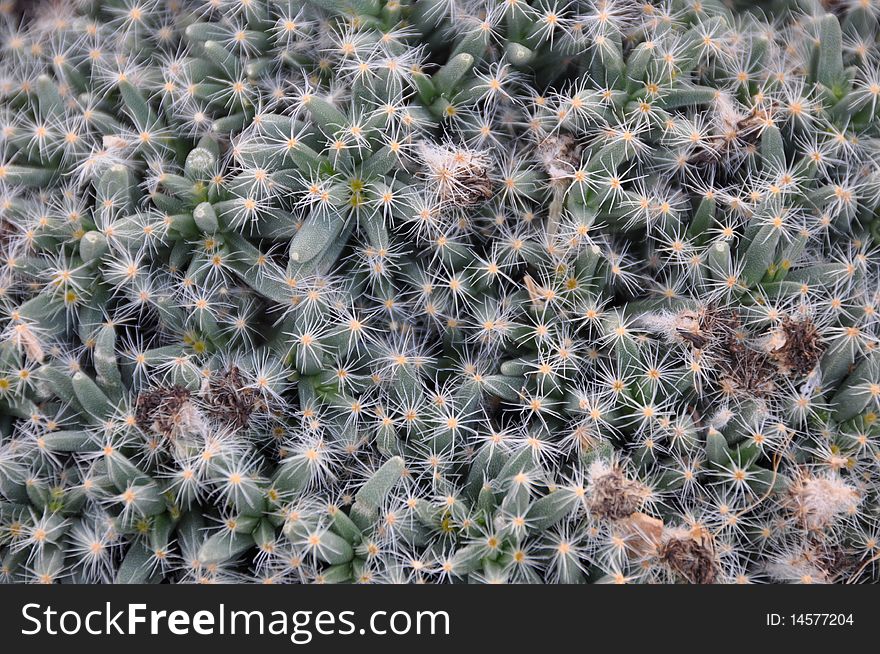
<box><xmin>0</xmin><ymin>0</ymin><xmax>879</xmax><ymax>585</ymax></box>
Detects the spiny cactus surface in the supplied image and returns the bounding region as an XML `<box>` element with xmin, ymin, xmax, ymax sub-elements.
<box><xmin>0</xmin><ymin>0</ymin><xmax>879</xmax><ymax>584</ymax></box>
